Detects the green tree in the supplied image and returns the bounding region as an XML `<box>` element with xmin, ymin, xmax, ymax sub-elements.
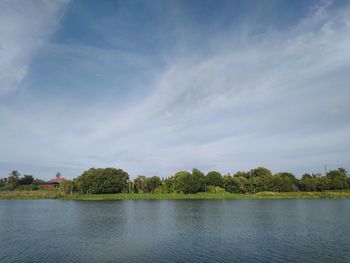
<box><xmin>75</xmin><ymin>168</ymin><xmax>129</xmax><ymax>194</ymax></box>
<box><xmin>19</xmin><ymin>175</ymin><xmax>34</xmax><ymax>185</ymax></box>
<box><xmin>206</xmin><ymin>171</ymin><xmax>223</xmax><ymax>187</ymax></box>
<box><xmin>173</xmin><ymin>169</ymin><xmax>206</xmax><ymax>194</ymax></box>
<box><xmin>247</xmin><ymin>177</ymin><xmax>258</xmax><ymax>194</ymax></box>
<box><xmin>256</xmin><ymin>173</ymin><xmax>274</xmax><ymax>191</ymax></box>
<box><xmin>127</xmin><ymin>180</ymin><xmax>133</xmax><ymax>193</ymax></box>
<box><xmin>250</xmin><ymin>167</ymin><xmax>273</xmax><ymax>178</ymax></box>
<box><xmin>233</xmin><ymin>171</ymin><xmax>249</xmax><ymax>178</ymax></box>
<box><xmin>173</xmin><ymin>171</ymin><xmax>192</xmax><ymax>193</ymax></box>
<box><xmin>61</xmin><ymin>180</ymin><xmax>75</xmax><ymax>194</ymax></box>
<box><xmin>235</xmin><ymin>176</ymin><xmax>250</xmax><ymax>193</ymax></box>
<box><xmin>0</xmin><ymin>178</ymin><xmax>6</xmax><ymax>188</ymax></box>
<box><xmin>272</xmin><ymin>173</ymin><xmax>294</xmax><ymax>192</ymax></box>
<box><xmin>327</xmin><ymin>168</ymin><xmax>348</xmax><ymax>190</ymax></box>
<box><xmin>161</xmin><ymin>177</ymin><xmax>174</xmax><ymax>193</ymax></box>
<box><xmin>314</xmin><ymin>176</ymin><xmax>331</xmax><ymax>191</ymax></box>
<box><xmin>299</xmin><ymin>177</ymin><xmax>317</xmax><ymax>191</ymax></box>
<box><xmin>7</xmin><ymin>170</ymin><xmax>20</xmax><ymax>189</ymax></box>
<box><xmin>301</xmin><ymin>173</ymin><xmax>312</xmax><ymax>180</ymax></box>
<box><xmin>277</xmin><ymin>172</ymin><xmax>298</xmax><ymax>184</ymax></box>
<box><xmin>223</xmin><ymin>175</ymin><xmax>239</xmax><ymax>193</ymax></box>
<box><xmin>191</xmin><ymin>168</ymin><xmax>206</xmax><ymax>193</ymax></box>
<box><xmin>147</xmin><ymin>176</ymin><xmax>162</xmax><ymax>193</ymax></box>
<box><xmin>312</xmin><ymin>173</ymin><xmax>322</xmax><ymax>178</ymax></box>
<box><xmin>133</xmin><ymin>176</ymin><xmax>148</xmax><ymax>193</ymax></box>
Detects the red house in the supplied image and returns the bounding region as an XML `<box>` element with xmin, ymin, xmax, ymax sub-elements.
<box><xmin>39</xmin><ymin>178</ymin><xmax>66</xmax><ymax>188</ymax></box>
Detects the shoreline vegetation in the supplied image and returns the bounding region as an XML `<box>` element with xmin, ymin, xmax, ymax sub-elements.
<box><xmin>2</xmin><ymin>167</ymin><xmax>350</xmax><ymax>201</ymax></box>
<box><xmin>1</xmin><ymin>190</ymin><xmax>350</xmax><ymax>200</ymax></box>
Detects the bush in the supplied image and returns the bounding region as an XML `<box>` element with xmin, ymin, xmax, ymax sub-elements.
<box><xmin>154</xmin><ymin>186</ymin><xmax>165</xmax><ymax>194</ymax></box>
<box><xmin>207</xmin><ymin>185</ymin><xmax>225</xmax><ymax>193</ymax></box>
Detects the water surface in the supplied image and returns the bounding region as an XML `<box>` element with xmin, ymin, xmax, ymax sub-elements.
<box><xmin>0</xmin><ymin>199</ymin><xmax>349</xmax><ymax>262</ymax></box>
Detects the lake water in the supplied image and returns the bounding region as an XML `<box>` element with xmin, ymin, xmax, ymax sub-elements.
<box><xmin>0</xmin><ymin>200</ymin><xmax>350</xmax><ymax>262</ymax></box>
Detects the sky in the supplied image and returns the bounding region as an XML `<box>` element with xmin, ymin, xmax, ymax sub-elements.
<box><xmin>0</xmin><ymin>0</ymin><xmax>350</xmax><ymax>180</ymax></box>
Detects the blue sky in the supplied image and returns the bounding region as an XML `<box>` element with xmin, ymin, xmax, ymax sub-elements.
<box><xmin>0</xmin><ymin>0</ymin><xmax>350</xmax><ymax>179</ymax></box>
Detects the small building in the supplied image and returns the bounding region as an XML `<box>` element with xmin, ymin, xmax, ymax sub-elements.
<box><xmin>39</xmin><ymin>178</ymin><xmax>65</xmax><ymax>188</ymax></box>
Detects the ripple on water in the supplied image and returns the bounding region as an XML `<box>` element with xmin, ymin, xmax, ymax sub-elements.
<box><xmin>0</xmin><ymin>200</ymin><xmax>350</xmax><ymax>263</ymax></box>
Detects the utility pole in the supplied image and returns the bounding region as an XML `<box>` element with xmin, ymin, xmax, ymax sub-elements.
<box><xmin>324</xmin><ymin>165</ymin><xmax>327</xmax><ymax>176</ymax></box>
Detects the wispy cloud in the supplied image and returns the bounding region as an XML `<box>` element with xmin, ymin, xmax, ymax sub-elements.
<box><xmin>0</xmin><ymin>1</ymin><xmax>349</xmax><ymax>179</ymax></box>
<box><xmin>81</xmin><ymin>1</ymin><xmax>350</xmax><ymax>174</ymax></box>
<box><xmin>0</xmin><ymin>0</ymin><xmax>69</xmax><ymax>95</ymax></box>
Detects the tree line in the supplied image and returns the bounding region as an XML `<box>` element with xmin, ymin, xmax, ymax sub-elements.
<box><xmin>0</xmin><ymin>171</ymin><xmax>64</xmax><ymax>191</ymax></box>
<box><xmin>0</xmin><ymin>170</ymin><xmax>39</xmax><ymax>190</ymax></box>
<box><xmin>1</xmin><ymin>167</ymin><xmax>349</xmax><ymax>194</ymax></box>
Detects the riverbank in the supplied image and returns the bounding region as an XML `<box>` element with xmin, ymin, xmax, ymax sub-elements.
<box><xmin>1</xmin><ymin>190</ymin><xmax>350</xmax><ymax>200</ymax></box>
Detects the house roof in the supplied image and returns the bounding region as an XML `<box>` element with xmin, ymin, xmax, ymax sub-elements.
<box><xmin>49</xmin><ymin>178</ymin><xmax>66</xmax><ymax>183</ymax></box>
<box><xmin>39</xmin><ymin>182</ymin><xmax>60</xmax><ymax>185</ymax></box>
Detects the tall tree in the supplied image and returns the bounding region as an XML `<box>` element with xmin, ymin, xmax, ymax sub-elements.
<box><xmin>8</xmin><ymin>170</ymin><xmax>20</xmax><ymax>187</ymax></box>
<box><xmin>147</xmin><ymin>176</ymin><xmax>162</xmax><ymax>193</ymax></box>
<box><xmin>206</xmin><ymin>171</ymin><xmax>223</xmax><ymax>187</ymax></box>
<box><xmin>19</xmin><ymin>175</ymin><xmax>34</xmax><ymax>185</ymax></box>
<box><xmin>327</xmin><ymin>168</ymin><xmax>348</xmax><ymax>190</ymax></box>
<box><xmin>250</xmin><ymin>167</ymin><xmax>273</xmax><ymax>178</ymax></box>
<box><xmin>173</xmin><ymin>171</ymin><xmax>192</xmax><ymax>193</ymax></box>
<box><xmin>173</xmin><ymin>169</ymin><xmax>206</xmax><ymax>194</ymax></box>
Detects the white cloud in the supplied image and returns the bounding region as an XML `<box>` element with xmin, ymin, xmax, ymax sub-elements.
<box><xmin>0</xmin><ymin>1</ymin><xmax>349</xmax><ymax>179</ymax></box>
<box><xmin>85</xmin><ymin>1</ymin><xmax>350</xmax><ymax>176</ymax></box>
<box><xmin>0</xmin><ymin>0</ymin><xmax>69</xmax><ymax>95</ymax></box>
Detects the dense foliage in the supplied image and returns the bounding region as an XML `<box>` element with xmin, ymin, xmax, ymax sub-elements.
<box><xmin>75</xmin><ymin>168</ymin><xmax>129</xmax><ymax>194</ymax></box>
<box><xmin>132</xmin><ymin>167</ymin><xmax>349</xmax><ymax>194</ymax></box>
<box><xmin>133</xmin><ymin>176</ymin><xmax>162</xmax><ymax>193</ymax></box>
<box><xmin>0</xmin><ymin>170</ymin><xmax>40</xmax><ymax>191</ymax></box>
<box><xmin>1</xmin><ymin>167</ymin><xmax>349</xmax><ymax>195</ymax></box>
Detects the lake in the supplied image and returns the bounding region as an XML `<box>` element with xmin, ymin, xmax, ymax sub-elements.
<box><xmin>0</xmin><ymin>199</ymin><xmax>349</xmax><ymax>262</ymax></box>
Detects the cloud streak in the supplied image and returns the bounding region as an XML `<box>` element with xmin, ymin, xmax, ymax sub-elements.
<box><xmin>0</xmin><ymin>0</ymin><xmax>69</xmax><ymax>95</ymax></box>
<box><xmin>0</xmin><ymin>1</ymin><xmax>349</xmax><ymax>179</ymax></box>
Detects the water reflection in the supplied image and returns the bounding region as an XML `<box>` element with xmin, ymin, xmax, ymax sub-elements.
<box><xmin>0</xmin><ymin>200</ymin><xmax>350</xmax><ymax>262</ymax></box>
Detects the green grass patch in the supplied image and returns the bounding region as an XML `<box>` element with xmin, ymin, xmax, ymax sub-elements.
<box><xmin>0</xmin><ymin>190</ymin><xmax>65</xmax><ymax>200</ymax></box>
<box><xmin>2</xmin><ymin>191</ymin><xmax>350</xmax><ymax>200</ymax></box>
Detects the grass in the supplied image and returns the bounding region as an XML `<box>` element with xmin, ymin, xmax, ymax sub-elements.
<box><xmin>0</xmin><ymin>190</ymin><xmax>65</xmax><ymax>200</ymax></box>
<box><xmin>1</xmin><ymin>190</ymin><xmax>350</xmax><ymax>200</ymax></box>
